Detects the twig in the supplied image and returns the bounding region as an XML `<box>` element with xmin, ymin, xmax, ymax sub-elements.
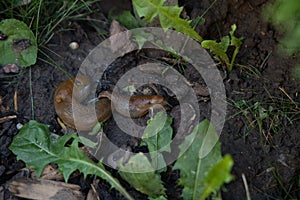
<box><xmin>242</xmin><ymin>173</ymin><xmax>251</xmax><ymax>200</ymax></box>
<box><xmin>0</xmin><ymin>115</ymin><xmax>17</xmax><ymax>123</ymax></box>
<box><xmin>14</xmin><ymin>91</ymin><xmax>18</xmax><ymax>112</ymax></box>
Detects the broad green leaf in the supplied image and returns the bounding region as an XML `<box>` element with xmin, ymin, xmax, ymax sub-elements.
<box><xmin>9</xmin><ymin>120</ymin><xmax>134</xmax><ymax>200</ymax></box>
<box><xmin>173</xmin><ymin>119</ymin><xmax>233</xmax><ymax>200</ymax></box>
<box><xmin>132</xmin><ymin>0</ymin><xmax>202</xmax><ymax>41</ymax></box>
<box><xmin>119</xmin><ymin>153</ymin><xmax>166</xmax><ymax>198</ymax></box>
<box><xmin>142</xmin><ymin>112</ymin><xmax>173</xmax><ymax>170</ymax></box>
<box><xmin>0</xmin><ymin>19</ymin><xmax>37</xmax><ymax>67</ymax></box>
<box><xmin>200</xmin><ymin>155</ymin><xmax>234</xmax><ymax>200</ymax></box>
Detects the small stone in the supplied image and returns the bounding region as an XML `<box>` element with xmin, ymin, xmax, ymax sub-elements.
<box><xmin>3</xmin><ymin>64</ymin><xmax>19</xmax><ymax>73</ymax></box>
<box><xmin>69</xmin><ymin>42</ymin><xmax>79</xmax><ymax>50</ymax></box>
<box><xmin>16</xmin><ymin>123</ymin><xmax>23</xmax><ymax>130</ymax></box>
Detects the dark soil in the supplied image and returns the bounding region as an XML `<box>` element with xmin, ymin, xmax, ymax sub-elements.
<box><xmin>1</xmin><ymin>0</ymin><xmax>300</xmax><ymax>199</ymax></box>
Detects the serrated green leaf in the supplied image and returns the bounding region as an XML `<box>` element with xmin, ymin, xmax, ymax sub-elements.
<box><xmin>9</xmin><ymin>120</ymin><xmax>134</xmax><ymax>200</ymax></box>
<box><xmin>0</xmin><ymin>19</ymin><xmax>37</xmax><ymax>67</ymax></box>
<box><xmin>201</xmin><ymin>40</ymin><xmax>230</xmax><ymax>64</ymax></box>
<box><xmin>142</xmin><ymin>112</ymin><xmax>173</xmax><ymax>170</ymax></box>
<box><xmin>119</xmin><ymin>153</ymin><xmax>166</xmax><ymax>198</ymax></box>
<box><xmin>200</xmin><ymin>155</ymin><xmax>234</xmax><ymax>200</ymax></box>
<box><xmin>132</xmin><ymin>0</ymin><xmax>202</xmax><ymax>41</ymax></box>
<box><xmin>173</xmin><ymin>119</ymin><xmax>233</xmax><ymax>200</ymax></box>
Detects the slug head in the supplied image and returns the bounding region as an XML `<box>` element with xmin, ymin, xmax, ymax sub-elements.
<box><xmin>72</xmin><ymin>76</ymin><xmax>92</xmax><ymax>103</ymax></box>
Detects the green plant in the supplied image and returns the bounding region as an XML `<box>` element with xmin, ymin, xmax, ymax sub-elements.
<box><xmin>9</xmin><ymin>120</ymin><xmax>134</xmax><ymax>200</ymax></box>
<box><xmin>112</xmin><ymin>0</ymin><xmax>242</xmax><ymax>71</ymax></box>
<box><xmin>132</xmin><ymin>0</ymin><xmax>202</xmax><ymax>41</ymax></box>
<box><xmin>264</xmin><ymin>0</ymin><xmax>300</xmax><ymax>80</ymax></box>
<box><xmin>173</xmin><ymin>119</ymin><xmax>233</xmax><ymax>200</ymax></box>
<box><xmin>0</xmin><ymin>0</ymin><xmax>100</xmax><ymax>46</ymax></box>
<box><xmin>265</xmin><ymin>0</ymin><xmax>300</xmax><ymax>55</ymax></box>
<box><xmin>201</xmin><ymin>24</ymin><xmax>243</xmax><ymax>70</ymax></box>
<box><xmin>10</xmin><ymin>114</ymin><xmax>234</xmax><ymax>199</ymax></box>
<box><xmin>0</xmin><ymin>19</ymin><xmax>37</xmax><ymax>67</ymax></box>
<box><xmin>0</xmin><ymin>0</ymin><xmax>104</xmax><ymax>71</ymax></box>
<box><xmin>118</xmin><ymin>114</ymin><xmax>234</xmax><ymax>199</ymax></box>
<box><xmin>230</xmin><ymin>99</ymin><xmax>300</xmax><ymax>141</ymax></box>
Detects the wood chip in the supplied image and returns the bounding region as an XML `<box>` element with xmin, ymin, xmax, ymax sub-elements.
<box><xmin>8</xmin><ymin>178</ymin><xmax>84</xmax><ymax>200</ymax></box>
<box><xmin>31</xmin><ymin>165</ymin><xmax>64</xmax><ymax>181</ymax></box>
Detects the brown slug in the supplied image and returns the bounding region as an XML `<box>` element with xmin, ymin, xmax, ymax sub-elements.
<box><xmin>98</xmin><ymin>90</ymin><xmax>169</xmax><ymax>118</ymax></box>
<box><xmin>54</xmin><ymin>76</ymin><xmax>111</xmax><ymax>131</ymax></box>
<box><xmin>54</xmin><ymin>77</ymin><xmax>169</xmax><ymax>130</ymax></box>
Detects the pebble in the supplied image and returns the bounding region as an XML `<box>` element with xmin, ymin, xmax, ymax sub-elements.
<box><xmin>16</xmin><ymin>123</ymin><xmax>23</xmax><ymax>130</ymax></box>
<box><xmin>69</xmin><ymin>42</ymin><xmax>79</xmax><ymax>50</ymax></box>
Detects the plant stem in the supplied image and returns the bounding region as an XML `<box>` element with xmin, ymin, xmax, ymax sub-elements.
<box><xmin>29</xmin><ymin>67</ymin><xmax>35</xmax><ymax>119</ymax></box>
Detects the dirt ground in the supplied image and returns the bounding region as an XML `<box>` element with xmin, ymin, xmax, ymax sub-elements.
<box><xmin>0</xmin><ymin>0</ymin><xmax>299</xmax><ymax>199</ymax></box>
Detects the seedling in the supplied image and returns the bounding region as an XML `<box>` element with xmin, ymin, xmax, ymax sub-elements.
<box><xmin>201</xmin><ymin>24</ymin><xmax>243</xmax><ymax>70</ymax></box>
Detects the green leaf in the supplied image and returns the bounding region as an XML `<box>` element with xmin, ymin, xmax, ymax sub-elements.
<box><xmin>201</xmin><ymin>40</ymin><xmax>230</xmax><ymax>64</ymax></box>
<box><xmin>200</xmin><ymin>155</ymin><xmax>234</xmax><ymax>200</ymax></box>
<box><xmin>229</xmin><ymin>24</ymin><xmax>242</xmax><ymax>48</ymax></box>
<box><xmin>9</xmin><ymin>120</ymin><xmax>134</xmax><ymax>200</ymax></box>
<box><xmin>173</xmin><ymin>119</ymin><xmax>233</xmax><ymax>200</ymax></box>
<box><xmin>111</xmin><ymin>11</ymin><xmax>139</xmax><ymax>30</ymax></box>
<box><xmin>142</xmin><ymin>112</ymin><xmax>173</xmax><ymax>170</ymax></box>
<box><xmin>0</xmin><ymin>19</ymin><xmax>37</xmax><ymax>67</ymax></box>
<box><xmin>149</xmin><ymin>196</ymin><xmax>168</xmax><ymax>200</ymax></box>
<box><xmin>220</xmin><ymin>36</ymin><xmax>230</xmax><ymax>52</ymax></box>
<box><xmin>133</xmin><ymin>30</ymin><xmax>152</xmax><ymax>49</ymax></box>
<box><xmin>228</xmin><ymin>24</ymin><xmax>243</xmax><ymax>70</ymax></box>
<box><xmin>132</xmin><ymin>0</ymin><xmax>202</xmax><ymax>41</ymax></box>
<box><xmin>78</xmin><ymin>136</ymin><xmax>98</xmax><ymax>148</ymax></box>
<box><xmin>119</xmin><ymin>153</ymin><xmax>166</xmax><ymax>198</ymax></box>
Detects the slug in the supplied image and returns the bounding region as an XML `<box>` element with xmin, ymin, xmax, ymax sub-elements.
<box><xmin>98</xmin><ymin>90</ymin><xmax>168</xmax><ymax>118</ymax></box>
<box><xmin>54</xmin><ymin>77</ymin><xmax>169</xmax><ymax>130</ymax></box>
<box><xmin>54</xmin><ymin>76</ymin><xmax>112</xmax><ymax>131</ymax></box>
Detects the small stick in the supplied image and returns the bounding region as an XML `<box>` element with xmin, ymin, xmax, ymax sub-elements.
<box><xmin>14</xmin><ymin>91</ymin><xmax>18</xmax><ymax>112</ymax></box>
<box><xmin>242</xmin><ymin>173</ymin><xmax>251</xmax><ymax>200</ymax></box>
<box><xmin>0</xmin><ymin>115</ymin><xmax>17</xmax><ymax>123</ymax></box>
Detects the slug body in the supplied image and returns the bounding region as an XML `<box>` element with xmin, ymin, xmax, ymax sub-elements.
<box><xmin>98</xmin><ymin>91</ymin><xmax>168</xmax><ymax>118</ymax></box>
<box><xmin>54</xmin><ymin>76</ymin><xmax>111</xmax><ymax>131</ymax></box>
